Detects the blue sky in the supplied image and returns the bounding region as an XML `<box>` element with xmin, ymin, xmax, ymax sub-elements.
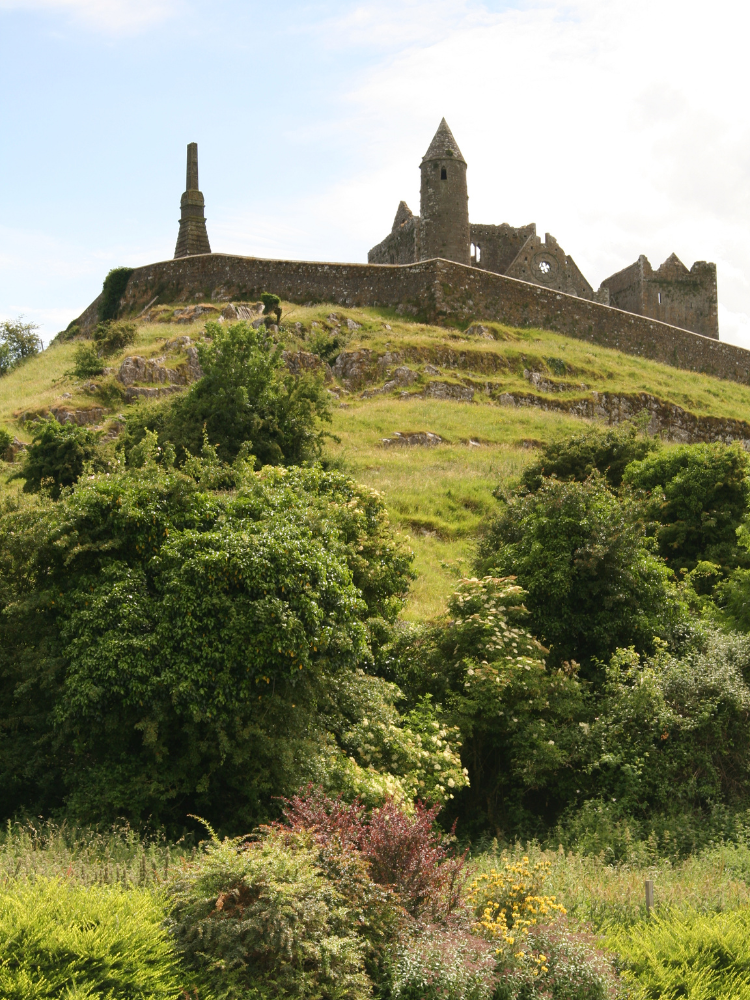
<box><xmin>2</xmin><ymin>0</ymin><xmax>750</xmax><ymax>346</ymax></box>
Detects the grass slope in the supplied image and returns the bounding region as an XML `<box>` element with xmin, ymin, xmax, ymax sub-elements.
<box><xmin>4</xmin><ymin>301</ymin><xmax>750</xmax><ymax>617</ymax></box>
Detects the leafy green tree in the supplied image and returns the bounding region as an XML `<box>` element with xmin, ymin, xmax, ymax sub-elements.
<box><xmin>123</xmin><ymin>320</ymin><xmax>332</xmax><ymax>467</ymax></box>
<box><xmin>17</xmin><ymin>418</ymin><xmax>105</xmax><ymax>498</ymax></box>
<box><xmin>261</xmin><ymin>292</ymin><xmax>282</xmax><ymax>326</ymax></box>
<box><xmin>520</xmin><ymin>423</ymin><xmax>658</xmax><ymax>492</ymax></box>
<box><xmin>623</xmin><ymin>442</ymin><xmax>750</xmax><ymax>574</ymax></box>
<box><xmin>0</xmin><ymin>318</ymin><xmax>42</xmax><ymax>376</ymax></box>
<box><xmin>0</xmin><ymin>456</ymin><xmax>425</xmax><ymax>829</ymax></box>
<box><xmin>383</xmin><ymin>577</ymin><xmax>587</xmax><ymax>838</ymax></box>
<box><xmin>580</xmin><ymin>630</ymin><xmax>750</xmax><ymax>825</ymax></box>
<box><xmin>477</xmin><ymin>476</ymin><xmax>684</xmax><ymax>678</ymax></box>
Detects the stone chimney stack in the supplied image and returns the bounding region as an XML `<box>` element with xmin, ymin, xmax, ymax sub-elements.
<box><xmin>174</xmin><ymin>142</ymin><xmax>211</xmax><ymax>259</ymax></box>
<box><xmin>419</xmin><ymin>119</ymin><xmax>470</xmax><ymax>266</ymax></box>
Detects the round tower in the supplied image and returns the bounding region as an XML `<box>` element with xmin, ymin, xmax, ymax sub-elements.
<box><xmin>419</xmin><ymin>119</ymin><xmax>470</xmax><ymax>265</ymax></box>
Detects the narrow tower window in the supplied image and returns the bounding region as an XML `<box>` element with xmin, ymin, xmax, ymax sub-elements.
<box><xmin>476</xmin><ymin>245</ymin><xmax>481</xmax><ymax>263</ymax></box>
<box><xmin>471</xmin><ymin>242</ymin><xmax>476</xmax><ymax>258</ymax></box>
<box><xmin>658</xmin><ymin>292</ymin><xmax>662</xmax><ymax>304</ymax></box>
<box><xmin>440</xmin><ymin>167</ymin><xmax>447</xmax><ymax>180</ymax></box>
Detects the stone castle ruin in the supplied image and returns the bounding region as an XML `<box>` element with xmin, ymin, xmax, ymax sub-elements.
<box><xmin>73</xmin><ymin>130</ymin><xmax>744</xmax><ymax>387</ymax></box>
<box><xmin>367</xmin><ymin>119</ymin><xmax>719</xmax><ymax>339</ymax></box>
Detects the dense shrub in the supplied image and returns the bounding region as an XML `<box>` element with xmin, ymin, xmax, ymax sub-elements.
<box><xmin>281</xmin><ymin>790</ymin><xmax>467</xmax><ymax>919</ymax></box>
<box><xmin>0</xmin><ymin>456</ymin><xmax>444</xmax><ymax>828</ymax></box>
<box><xmin>17</xmin><ymin>418</ymin><xmax>105</xmax><ymax>498</ymax></box>
<box><xmin>388</xmin><ymin>925</ymin><xmax>497</xmax><ymax>1000</ymax></box>
<box><xmin>607</xmin><ymin>907</ymin><xmax>750</xmax><ymax>999</ymax></box>
<box><xmin>169</xmin><ymin>827</ymin><xmax>371</xmax><ymax>1000</ymax></box>
<box><xmin>0</xmin><ymin>877</ymin><xmax>182</xmax><ymax>1000</ymax></box>
<box><xmin>70</xmin><ymin>343</ymin><xmax>105</xmax><ymax>378</ymax></box>
<box><xmin>0</xmin><ymin>317</ymin><xmax>42</xmax><ymax>376</ymax></box>
<box><xmin>623</xmin><ymin>442</ymin><xmax>750</xmax><ymax>573</ymax></box>
<box><xmin>123</xmin><ymin>320</ymin><xmax>331</xmax><ymax>466</ymax></box>
<box><xmin>93</xmin><ymin>319</ymin><xmax>138</xmax><ymax>356</ymax></box>
<box><xmin>0</xmin><ymin>427</ymin><xmax>12</xmax><ymax>461</ymax></box>
<box><xmin>477</xmin><ymin>476</ymin><xmax>684</xmax><ymax>677</ymax></box>
<box><xmin>98</xmin><ymin>267</ymin><xmax>134</xmax><ymax>322</ymax></box>
<box><xmin>520</xmin><ymin>424</ymin><xmax>657</xmax><ymax>492</ymax></box>
<box><xmin>497</xmin><ymin>921</ymin><xmax>621</xmax><ymax>1000</ymax></box>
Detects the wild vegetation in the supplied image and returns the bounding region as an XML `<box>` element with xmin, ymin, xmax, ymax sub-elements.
<box><xmin>4</xmin><ymin>296</ymin><xmax>750</xmax><ymax>995</ymax></box>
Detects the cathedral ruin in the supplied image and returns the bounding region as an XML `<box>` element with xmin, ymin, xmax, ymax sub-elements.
<box><xmin>367</xmin><ymin>119</ymin><xmax>719</xmax><ymax>339</ymax></box>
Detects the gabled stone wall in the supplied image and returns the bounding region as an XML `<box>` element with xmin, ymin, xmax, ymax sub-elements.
<box><xmin>600</xmin><ymin>254</ymin><xmax>718</xmax><ymax>339</ymax></box>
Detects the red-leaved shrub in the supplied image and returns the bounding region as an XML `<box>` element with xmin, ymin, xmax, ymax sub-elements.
<box><xmin>280</xmin><ymin>786</ymin><xmax>467</xmax><ymax>919</ymax></box>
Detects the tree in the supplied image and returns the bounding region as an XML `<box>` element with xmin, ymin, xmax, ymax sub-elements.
<box><xmin>382</xmin><ymin>577</ymin><xmax>587</xmax><ymax>838</ymax></box>
<box><xmin>622</xmin><ymin>442</ymin><xmax>750</xmax><ymax>574</ymax></box>
<box><xmin>17</xmin><ymin>419</ymin><xmax>105</xmax><ymax>498</ymax></box>
<box><xmin>477</xmin><ymin>476</ymin><xmax>684</xmax><ymax>678</ymax></box>
<box><xmin>0</xmin><ymin>456</ymin><xmax>430</xmax><ymax>830</ymax></box>
<box><xmin>123</xmin><ymin>320</ymin><xmax>332</xmax><ymax>467</ymax></box>
<box><xmin>261</xmin><ymin>292</ymin><xmax>282</xmax><ymax>326</ymax></box>
<box><xmin>519</xmin><ymin>423</ymin><xmax>658</xmax><ymax>493</ymax></box>
<box><xmin>0</xmin><ymin>318</ymin><xmax>42</xmax><ymax>376</ymax></box>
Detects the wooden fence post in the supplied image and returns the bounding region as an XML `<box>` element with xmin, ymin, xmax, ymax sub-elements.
<box><xmin>645</xmin><ymin>879</ymin><xmax>654</xmax><ymax>916</ymax></box>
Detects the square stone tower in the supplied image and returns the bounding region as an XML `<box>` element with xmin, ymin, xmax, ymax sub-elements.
<box><xmin>174</xmin><ymin>142</ymin><xmax>211</xmax><ymax>259</ymax></box>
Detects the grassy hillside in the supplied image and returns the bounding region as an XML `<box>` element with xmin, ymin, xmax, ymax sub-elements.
<box><xmin>4</xmin><ymin>300</ymin><xmax>750</xmax><ymax>617</ymax></box>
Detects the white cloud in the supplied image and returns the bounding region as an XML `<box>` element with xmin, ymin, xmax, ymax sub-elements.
<box><xmin>0</xmin><ymin>0</ymin><xmax>180</xmax><ymax>32</ymax></box>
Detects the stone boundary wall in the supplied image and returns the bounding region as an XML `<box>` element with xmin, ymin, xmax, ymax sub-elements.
<box><xmin>74</xmin><ymin>252</ymin><xmax>750</xmax><ymax>386</ymax></box>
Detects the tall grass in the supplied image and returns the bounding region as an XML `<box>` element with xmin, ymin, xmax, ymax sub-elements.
<box><xmin>0</xmin><ymin>819</ymin><xmax>185</xmax><ymax>887</ymax></box>
<box><xmin>470</xmin><ymin>841</ymin><xmax>750</xmax><ymax>930</ymax></box>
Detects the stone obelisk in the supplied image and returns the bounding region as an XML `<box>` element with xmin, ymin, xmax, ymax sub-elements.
<box><xmin>174</xmin><ymin>142</ymin><xmax>211</xmax><ymax>258</ymax></box>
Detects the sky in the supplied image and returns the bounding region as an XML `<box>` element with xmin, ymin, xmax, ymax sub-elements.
<box><xmin>2</xmin><ymin>0</ymin><xmax>750</xmax><ymax>346</ymax></box>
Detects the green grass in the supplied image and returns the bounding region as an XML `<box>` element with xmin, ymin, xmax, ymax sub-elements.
<box><xmin>6</xmin><ymin>300</ymin><xmax>750</xmax><ymax>617</ymax></box>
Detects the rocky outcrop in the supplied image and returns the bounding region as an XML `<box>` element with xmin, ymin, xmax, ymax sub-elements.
<box><xmin>49</xmin><ymin>406</ymin><xmax>106</xmax><ymax>426</ymax></box>
<box><xmin>118</xmin><ymin>356</ymin><xmax>187</xmax><ymax>386</ymax></box>
<box><xmin>123</xmin><ymin>386</ymin><xmax>184</xmax><ymax>402</ymax></box>
<box><xmin>117</xmin><ymin>345</ymin><xmax>202</xmax><ymax>388</ymax></box>
<box><xmin>495</xmin><ymin>390</ymin><xmax>750</xmax><ymax>446</ymax></box>
<box><xmin>282</xmin><ymin>350</ymin><xmax>331</xmax><ymax>378</ymax></box>
<box><xmin>382</xmin><ymin>431</ymin><xmax>442</xmax><ymax>447</ymax></box>
<box><xmin>422</xmin><ymin>381</ymin><xmax>474</xmax><ymax>402</ymax></box>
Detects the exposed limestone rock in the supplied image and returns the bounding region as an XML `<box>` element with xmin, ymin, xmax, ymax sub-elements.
<box><xmin>124</xmin><ymin>386</ymin><xmax>184</xmax><ymax>402</ymax></box>
<box><xmin>496</xmin><ymin>390</ymin><xmax>750</xmax><ymax>446</ymax></box>
<box><xmin>118</xmin><ymin>356</ymin><xmax>187</xmax><ymax>387</ymax></box>
<box><xmin>333</xmin><ymin>349</ymin><xmax>374</xmax><ymax>388</ymax></box>
<box><xmin>523</xmin><ymin>369</ymin><xmax>588</xmax><ymax>393</ymax></box>
<box><xmin>382</xmin><ymin>431</ymin><xmax>442</xmax><ymax>447</ymax></box>
<box><xmin>346</xmin><ymin>318</ymin><xmax>362</xmax><ymax>331</ymax></box>
<box><xmin>392</xmin><ymin>366</ymin><xmax>418</xmax><ymax>385</ymax></box>
<box><xmin>173</xmin><ymin>304</ymin><xmax>219</xmax><ymax>323</ymax></box>
<box><xmin>465</xmin><ymin>324</ymin><xmax>495</xmax><ymax>339</ymax></box>
<box><xmin>49</xmin><ymin>406</ymin><xmax>106</xmax><ymax>426</ymax></box>
<box><xmin>423</xmin><ymin>364</ymin><xmax>442</xmax><ymax>375</ymax></box>
<box><xmin>422</xmin><ymin>381</ymin><xmax>474</xmax><ymax>402</ymax></box>
<box><xmin>282</xmin><ymin>350</ymin><xmax>331</xmax><ymax>378</ymax></box>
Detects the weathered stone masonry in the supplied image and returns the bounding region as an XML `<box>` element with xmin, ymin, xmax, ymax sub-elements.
<box><xmin>74</xmin><ymin>252</ymin><xmax>750</xmax><ymax>387</ymax></box>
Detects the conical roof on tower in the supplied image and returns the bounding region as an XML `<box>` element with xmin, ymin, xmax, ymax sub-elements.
<box><xmin>422</xmin><ymin>118</ymin><xmax>465</xmax><ymax>164</ymax></box>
